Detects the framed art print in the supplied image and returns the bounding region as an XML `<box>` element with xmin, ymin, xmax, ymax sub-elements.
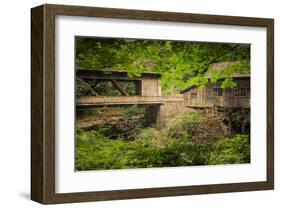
<box><xmin>31</xmin><ymin>4</ymin><xmax>274</xmax><ymax>204</ymax></box>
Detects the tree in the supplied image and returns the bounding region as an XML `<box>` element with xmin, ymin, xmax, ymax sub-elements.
<box><xmin>75</xmin><ymin>37</ymin><xmax>250</xmax><ymax>95</ymax></box>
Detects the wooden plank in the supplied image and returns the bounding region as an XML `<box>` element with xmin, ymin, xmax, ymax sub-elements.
<box><xmin>31</xmin><ymin>5</ymin><xmax>44</xmax><ymax>203</ymax></box>
<box><xmin>77</xmin><ymin>96</ymin><xmax>163</xmax><ymax>106</ymax></box>
<box><xmin>31</xmin><ymin>5</ymin><xmax>56</xmax><ymax>204</ymax></box>
<box><xmin>76</xmin><ymin>95</ymin><xmax>184</xmax><ymax>106</ymax></box>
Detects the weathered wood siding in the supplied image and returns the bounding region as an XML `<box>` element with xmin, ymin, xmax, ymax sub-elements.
<box><xmin>159</xmin><ymin>95</ymin><xmax>186</xmax><ymax>128</ymax></box>
<box><xmin>182</xmin><ymin>87</ymin><xmax>205</xmax><ymax>107</ymax></box>
<box><xmin>204</xmin><ymin>78</ymin><xmax>250</xmax><ymax>108</ymax></box>
<box><xmin>182</xmin><ymin>78</ymin><xmax>250</xmax><ymax>108</ymax></box>
<box><xmin>141</xmin><ymin>78</ymin><xmax>161</xmax><ymax>96</ymax></box>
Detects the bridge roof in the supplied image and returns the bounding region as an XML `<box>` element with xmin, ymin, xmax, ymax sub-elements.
<box><xmin>76</xmin><ymin>69</ymin><xmax>161</xmax><ymax>80</ymax></box>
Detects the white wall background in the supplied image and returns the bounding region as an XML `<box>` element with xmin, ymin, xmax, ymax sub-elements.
<box><xmin>0</xmin><ymin>0</ymin><xmax>279</xmax><ymax>208</ymax></box>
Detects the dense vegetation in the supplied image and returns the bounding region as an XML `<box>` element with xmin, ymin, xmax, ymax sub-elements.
<box><xmin>76</xmin><ymin>38</ymin><xmax>250</xmax><ymax>95</ymax></box>
<box><xmin>76</xmin><ymin>110</ymin><xmax>250</xmax><ymax>170</ymax></box>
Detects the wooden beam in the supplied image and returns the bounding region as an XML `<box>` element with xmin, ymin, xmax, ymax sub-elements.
<box><xmin>84</xmin><ymin>79</ymin><xmax>98</xmax><ymax>88</ymax></box>
<box><xmin>85</xmin><ymin>88</ymin><xmax>100</xmax><ymax>96</ymax></box>
<box><xmin>76</xmin><ymin>95</ymin><xmax>184</xmax><ymax>106</ymax></box>
<box><xmin>110</xmin><ymin>79</ymin><xmax>129</xmax><ymax>96</ymax></box>
<box><xmin>78</xmin><ymin>76</ymin><xmax>141</xmax><ymax>81</ymax></box>
<box><xmin>84</xmin><ymin>79</ymin><xmax>100</xmax><ymax>96</ymax></box>
<box><xmin>76</xmin><ymin>69</ymin><xmax>161</xmax><ymax>79</ymax></box>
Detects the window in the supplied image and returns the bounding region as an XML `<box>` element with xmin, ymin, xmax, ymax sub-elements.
<box><xmin>247</xmin><ymin>87</ymin><xmax>250</xmax><ymax>96</ymax></box>
<box><xmin>234</xmin><ymin>88</ymin><xmax>250</xmax><ymax>97</ymax></box>
<box><xmin>234</xmin><ymin>88</ymin><xmax>239</xmax><ymax>96</ymax></box>
<box><xmin>191</xmin><ymin>93</ymin><xmax>198</xmax><ymax>99</ymax></box>
<box><xmin>240</xmin><ymin>88</ymin><xmax>246</xmax><ymax>96</ymax></box>
<box><xmin>213</xmin><ymin>88</ymin><xmax>223</xmax><ymax>96</ymax></box>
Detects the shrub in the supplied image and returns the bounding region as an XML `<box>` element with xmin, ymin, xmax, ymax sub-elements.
<box><xmin>75</xmin><ymin>129</ymin><xmax>164</xmax><ymax>170</ymax></box>
<box><xmin>208</xmin><ymin>134</ymin><xmax>250</xmax><ymax>165</ymax></box>
<box><xmin>75</xmin><ymin>114</ymin><xmax>250</xmax><ymax>170</ymax></box>
<box><xmin>163</xmin><ymin>109</ymin><xmax>231</xmax><ymax>143</ymax></box>
<box><xmin>163</xmin><ymin>109</ymin><xmax>202</xmax><ymax>140</ymax></box>
<box><xmin>76</xmin><ymin>129</ymin><xmax>214</xmax><ymax>170</ymax></box>
<box><xmin>137</xmin><ymin>128</ymin><xmax>162</xmax><ymax>146</ymax></box>
<box><xmin>159</xmin><ymin>139</ymin><xmax>213</xmax><ymax>167</ymax></box>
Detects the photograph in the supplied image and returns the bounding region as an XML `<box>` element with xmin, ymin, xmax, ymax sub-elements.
<box><xmin>75</xmin><ymin>37</ymin><xmax>251</xmax><ymax>171</ymax></box>
<box><xmin>30</xmin><ymin>3</ymin><xmax>274</xmax><ymax>204</ymax></box>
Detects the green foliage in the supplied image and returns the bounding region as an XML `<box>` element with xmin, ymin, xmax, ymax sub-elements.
<box><xmin>209</xmin><ymin>134</ymin><xmax>250</xmax><ymax>165</ymax></box>
<box><xmin>75</xmin><ymin>129</ymin><xmax>213</xmax><ymax>170</ymax></box>
<box><xmin>137</xmin><ymin>128</ymin><xmax>160</xmax><ymax>143</ymax></box>
<box><xmin>220</xmin><ymin>77</ymin><xmax>237</xmax><ymax>88</ymax></box>
<box><xmin>123</xmin><ymin>105</ymin><xmax>146</xmax><ymax>119</ymax></box>
<box><xmin>75</xmin><ymin>78</ymin><xmax>91</xmax><ymax>96</ymax></box>
<box><xmin>75</xmin><ymin>38</ymin><xmax>251</xmax><ymax>170</ymax></box>
<box><xmin>159</xmin><ymin>139</ymin><xmax>213</xmax><ymax>166</ymax></box>
<box><xmin>75</xmin><ymin>110</ymin><xmax>250</xmax><ymax>170</ymax></box>
<box><xmin>94</xmin><ymin>81</ymin><xmax>122</xmax><ymax>96</ymax></box>
<box><xmin>163</xmin><ymin>110</ymin><xmax>202</xmax><ymax>140</ymax></box>
<box><xmin>76</xmin><ymin>37</ymin><xmax>250</xmax><ymax>95</ymax></box>
<box><xmin>76</xmin><ymin>106</ymin><xmax>147</xmax><ymax>141</ymax></box>
<box><xmin>75</xmin><ymin>129</ymin><xmax>164</xmax><ymax>170</ymax></box>
<box><xmin>163</xmin><ymin>109</ymin><xmax>231</xmax><ymax>143</ymax></box>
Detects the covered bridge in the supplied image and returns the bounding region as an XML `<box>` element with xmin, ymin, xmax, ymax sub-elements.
<box><xmin>76</xmin><ymin>69</ymin><xmax>185</xmax><ymax>128</ymax></box>
<box><xmin>76</xmin><ymin>69</ymin><xmax>162</xmax><ymax>106</ymax></box>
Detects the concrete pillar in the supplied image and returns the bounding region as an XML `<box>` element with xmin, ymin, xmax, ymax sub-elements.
<box><xmin>145</xmin><ymin>105</ymin><xmax>161</xmax><ymax>129</ymax></box>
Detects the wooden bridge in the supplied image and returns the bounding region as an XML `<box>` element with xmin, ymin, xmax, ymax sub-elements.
<box><xmin>76</xmin><ymin>69</ymin><xmax>186</xmax><ymax>128</ymax></box>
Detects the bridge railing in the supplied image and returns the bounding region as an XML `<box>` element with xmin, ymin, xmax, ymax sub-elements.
<box><xmin>76</xmin><ymin>95</ymin><xmax>184</xmax><ymax>106</ymax></box>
